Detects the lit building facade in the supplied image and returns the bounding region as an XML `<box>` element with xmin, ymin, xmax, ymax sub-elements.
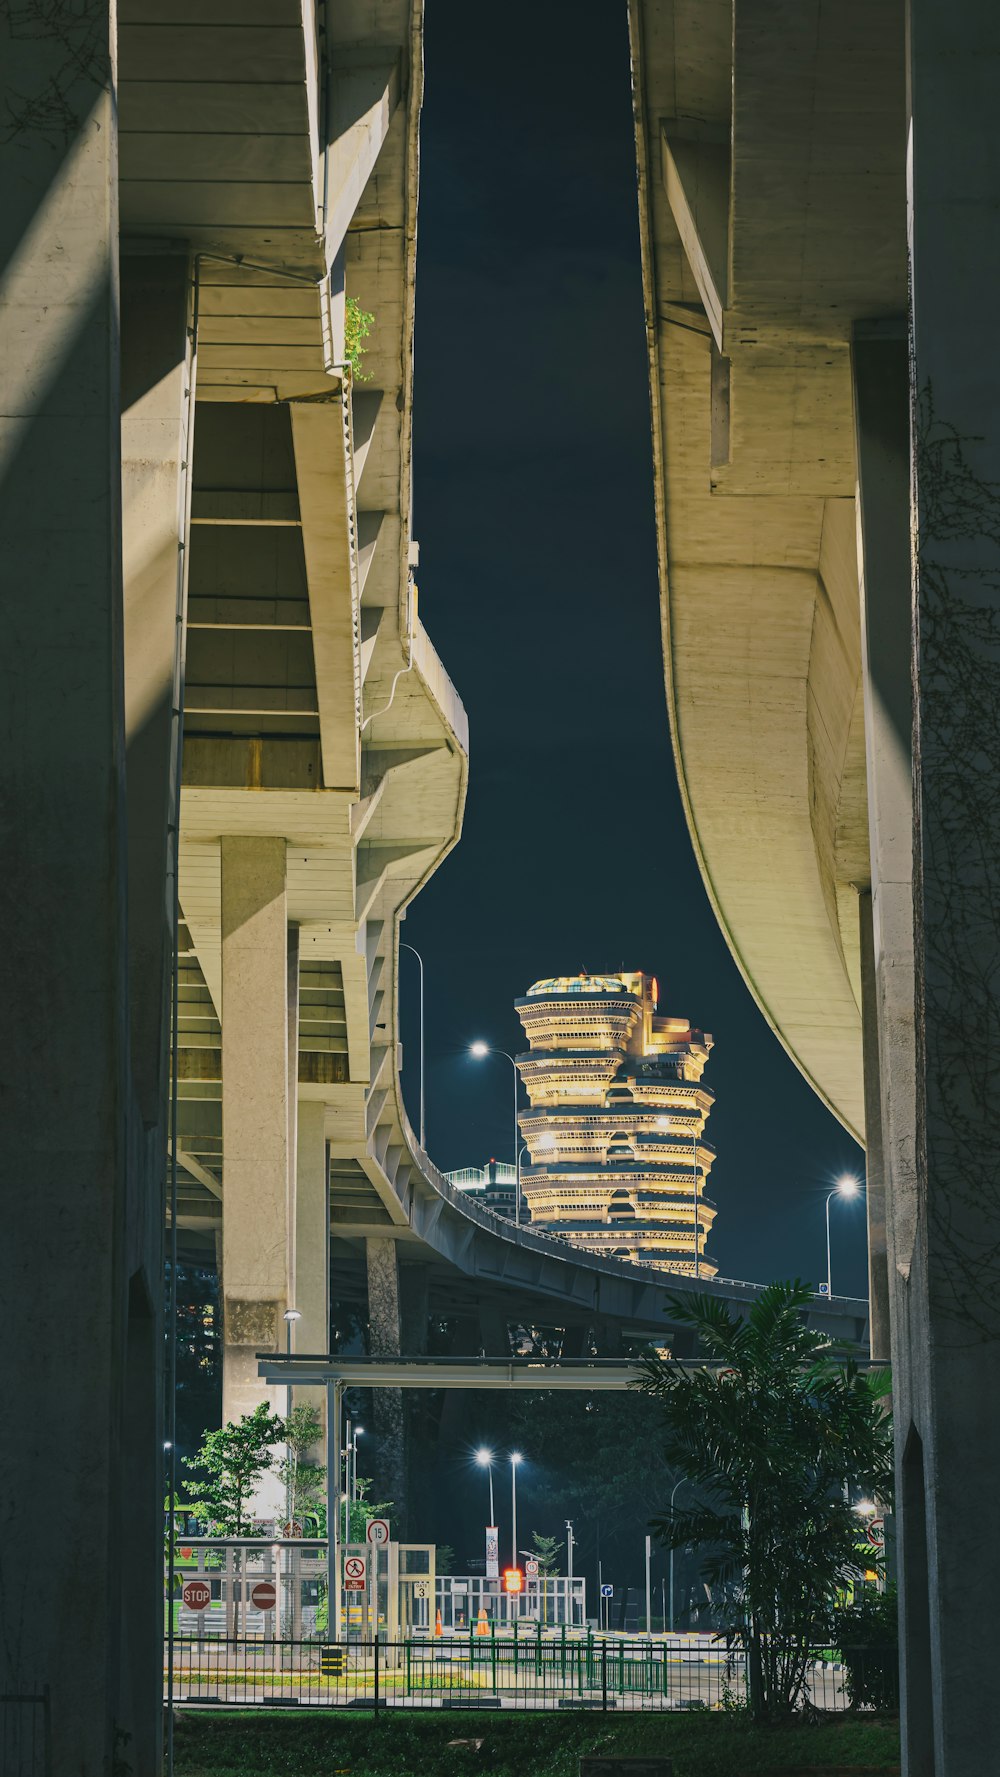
<box><xmin>444</xmin><ymin>1159</ymin><xmax>518</xmax><ymax>1219</ymax></box>
<box><xmin>515</xmin><ymin>972</ymin><xmax>716</xmax><ymax>1275</ymax></box>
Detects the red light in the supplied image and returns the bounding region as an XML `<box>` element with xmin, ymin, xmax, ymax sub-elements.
<box><xmin>503</xmin><ymin>1567</ymin><xmax>523</xmax><ymax>1594</ymax></box>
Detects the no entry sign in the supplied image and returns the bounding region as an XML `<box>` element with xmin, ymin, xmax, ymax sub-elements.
<box><xmin>251</xmin><ymin>1579</ymin><xmax>277</xmax><ymax>1611</ymax></box>
<box><xmin>345</xmin><ymin>1554</ymin><xmax>367</xmax><ymax>1591</ymax></box>
<box><xmin>181</xmin><ymin>1578</ymin><xmax>211</xmax><ymax>1611</ymax></box>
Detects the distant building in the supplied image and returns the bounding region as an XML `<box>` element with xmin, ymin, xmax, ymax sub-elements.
<box><xmin>515</xmin><ymin>972</ymin><xmax>717</xmax><ymax>1275</ymax></box>
<box><xmin>444</xmin><ymin>1158</ymin><xmax>518</xmax><ymax>1219</ymax></box>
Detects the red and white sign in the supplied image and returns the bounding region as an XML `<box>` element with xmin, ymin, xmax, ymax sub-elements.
<box><xmin>345</xmin><ymin>1554</ymin><xmax>367</xmax><ymax>1591</ymax></box>
<box><xmin>366</xmin><ymin>1518</ymin><xmax>390</xmax><ymax>1546</ymax></box>
<box><xmin>525</xmin><ymin>1559</ymin><xmax>539</xmax><ymax>1578</ymax></box>
<box><xmin>251</xmin><ymin>1579</ymin><xmax>277</xmax><ymax>1612</ymax></box>
<box><xmin>181</xmin><ymin>1578</ymin><xmax>211</xmax><ymax>1612</ymax></box>
<box><xmin>866</xmin><ymin>1517</ymin><xmax>885</xmax><ymax>1549</ymax></box>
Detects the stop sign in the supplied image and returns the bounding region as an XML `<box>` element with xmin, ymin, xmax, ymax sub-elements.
<box><xmin>251</xmin><ymin>1579</ymin><xmax>277</xmax><ymax>1612</ymax></box>
<box><xmin>181</xmin><ymin>1578</ymin><xmax>211</xmax><ymax>1611</ymax></box>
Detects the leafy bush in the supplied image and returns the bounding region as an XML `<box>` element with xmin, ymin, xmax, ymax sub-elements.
<box><xmin>837</xmin><ymin>1585</ymin><xmax>900</xmax><ymax>1711</ymax></box>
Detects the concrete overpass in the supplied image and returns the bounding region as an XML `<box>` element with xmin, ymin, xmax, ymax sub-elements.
<box><xmin>1</xmin><ymin>2</ymin><xmax>463</xmax><ymax>1771</ymax></box>
<box><xmin>629</xmin><ymin>2</ymin><xmax>1000</xmax><ymax>1771</ymax></box>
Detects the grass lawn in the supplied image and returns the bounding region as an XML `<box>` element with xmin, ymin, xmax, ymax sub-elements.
<box><xmin>173</xmin><ymin>1707</ymin><xmax>900</xmax><ymax>1776</ymax></box>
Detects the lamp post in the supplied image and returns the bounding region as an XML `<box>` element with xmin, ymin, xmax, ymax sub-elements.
<box><xmin>668</xmin><ymin>1475</ymin><xmax>687</xmax><ymax>1633</ymax></box>
<box><xmin>400</xmin><ymin>941</ymin><xmax>425</xmax><ymax>1150</ymax></box>
<box><xmin>471</xmin><ymin>1042</ymin><xmax>522</xmax><ymax>1224</ymax></box>
<box><xmin>476</xmin><ymin>1447</ymin><xmax>496</xmax><ymax>1525</ymax></box>
<box><xmin>825</xmin><ymin>1177</ymin><xmax>862</xmax><ymax>1299</ymax></box>
<box><xmin>282</xmin><ymin>1309</ymin><xmax>301</xmax><ymax>1531</ymax></box>
<box><xmin>510</xmin><ymin>1453</ymin><xmax>523</xmax><ymax>1617</ymax></box>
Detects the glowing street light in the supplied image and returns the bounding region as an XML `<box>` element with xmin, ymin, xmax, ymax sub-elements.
<box><xmin>470</xmin><ymin>1042</ymin><xmax>523</xmax><ymax>1224</ymax></box>
<box><xmin>475</xmin><ymin>1447</ymin><xmax>496</xmax><ymax>1524</ymax></box>
<box><xmin>825</xmin><ymin>1176</ymin><xmax>862</xmax><ymax>1299</ymax></box>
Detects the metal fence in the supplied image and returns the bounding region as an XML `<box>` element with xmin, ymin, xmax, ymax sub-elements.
<box><xmin>0</xmin><ymin>1692</ymin><xmax>51</xmax><ymax>1777</ymax></box>
<box><xmin>166</xmin><ymin>1634</ymin><xmax>898</xmax><ymax>1712</ymax></box>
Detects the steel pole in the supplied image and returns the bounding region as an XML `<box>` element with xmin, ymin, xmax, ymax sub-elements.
<box><xmin>512</xmin><ymin>1058</ymin><xmax>521</xmax><ymax>1226</ymax></box>
<box><xmin>488</xmin><ymin>1463</ymin><xmax>495</xmax><ymax>1527</ymax></box>
<box><xmin>826</xmin><ymin>1191</ymin><xmax>834</xmax><ymax>1297</ymax></box>
<box><xmin>668</xmin><ymin>1477</ymin><xmax>684</xmax><ymax>1634</ymax></box>
<box><xmin>511</xmin><ymin>1461</ymin><xmax>518</xmax><ymax>1571</ymax></box>
<box><xmin>326</xmin><ymin>1382</ymin><xmax>343</xmax><ymax>1641</ymax></box>
<box><xmin>645</xmin><ymin>1534</ymin><xmax>652</xmax><ymax>1636</ymax></box>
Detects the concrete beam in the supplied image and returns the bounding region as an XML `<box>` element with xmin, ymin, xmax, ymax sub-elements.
<box><xmin>289</xmin><ymin>399</ymin><xmax>361</xmax><ymax>792</ymax></box>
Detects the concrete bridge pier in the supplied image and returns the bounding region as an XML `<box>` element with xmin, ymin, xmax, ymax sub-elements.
<box><xmin>120</xmin><ymin>249</ymin><xmax>196</xmax><ymax>1775</ymax></box>
<box><xmin>220</xmin><ymin>836</ymin><xmax>293</xmax><ymax>1431</ymax></box>
<box><xmin>854</xmin><ymin>5</ymin><xmax>1000</xmax><ymax>1769</ymax></box>
<box><xmin>366</xmin><ymin>1236</ymin><xmax>407</xmax><ymax>1527</ymax></box>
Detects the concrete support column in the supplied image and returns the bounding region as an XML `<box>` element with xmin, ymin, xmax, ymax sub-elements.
<box><xmin>366</xmin><ymin>1236</ymin><xmax>407</xmax><ymax>1529</ymax></box>
<box><xmin>295</xmin><ymin>1098</ymin><xmax>329</xmax><ymax>1431</ymax></box>
<box><xmin>897</xmin><ymin>8</ymin><xmax>1000</xmax><ymax>1768</ymax></box>
<box><xmin>400</xmin><ymin>1265</ymin><xmax>430</xmax><ymax>1355</ymax></box>
<box><xmin>857</xmin><ymin>890</ymin><xmax>891</xmax><ymax>1362</ymax></box>
<box><xmin>221</xmin><ymin>837</ymin><xmax>290</xmax><ymax>1426</ymax></box>
<box><xmin>120</xmin><ymin>251</ymin><xmax>195</xmax><ymax>1777</ymax></box>
<box><xmin>0</xmin><ymin>8</ymin><xmax>126</xmax><ymax>1772</ymax></box>
<box><xmin>852</xmin><ymin>323</ymin><xmax>916</xmax><ymax>1343</ymax></box>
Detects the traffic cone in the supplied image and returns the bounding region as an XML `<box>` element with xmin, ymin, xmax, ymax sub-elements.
<box><xmin>475</xmin><ymin>1607</ymin><xmax>489</xmax><ymax>1636</ymax></box>
<box><xmin>435</xmin><ymin>1608</ymin><xmax>443</xmax><ymax>1637</ymax></box>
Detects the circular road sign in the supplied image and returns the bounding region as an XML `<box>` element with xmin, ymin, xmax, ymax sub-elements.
<box><xmin>525</xmin><ymin>1558</ymin><xmax>539</xmax><ymax>1577</ymax></box>
<box><xmin>366</xmin><ymin>1517</ymin><xmax>390</xmax><ymax>1546</ymax></box>
<box><xmin>181</xmin><ymin>1578</ymin><xmax>211</xmax><ymax>1612</ymax></box>
<box><xmin>345</xmin><ymin>1556</ymin><xmax>367</xmax><ymax>1580</ymax></box>
<box><xmin>867</xmin><ymin>1517</ymin><xmax>885</xmax><ymax>1548</ymax></box>
<box><xmin>251</xmin><ymin>1579</ymin><xmax>277</xmax><ymax>1612</ymax></box>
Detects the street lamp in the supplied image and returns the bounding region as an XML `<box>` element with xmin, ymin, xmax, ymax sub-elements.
<box><xmin>282</xmin><ymin>1309</ymin><xmax>301</xmax><ymax>1534</ymax></box>
<box><xmin>470</xmin><ymin>1042</ymin><xmax>522</xmax><ymax>1224</ymax></box>
<box><xmin>343</xmin><ymin>1420</ymin><xmax>364</xmax><ymax>1542</ymax></box>
<box><xmin>510</xmin><ymin>1453</ymin><xmax>523</xmax><ymax>1614</ymax></box>
<box><xmin>400</xmin><ymin>941</ymin><xmax>426</xmax><ymax>1149</ymax></box>
<box><xmin>825</xmin><ymin>1176</ymin><xmax>862</xmax><ymax>1299</ymax></box>
<box><xmin>668</xmin><ymin>1475</ymin><xmax>687</xmax><ymax>1634</ymax></box>
<box><xmin>476</xmin><ymin>1447</ymin><xmax>496</xmax><ymax>1525</ymax></box>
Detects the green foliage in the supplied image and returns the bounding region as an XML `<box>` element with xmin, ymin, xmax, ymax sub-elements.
<box><xmin>529</xmin><ymin>1531</ymin><xmax>563</xmax><ymax>1575</ymax></box>
<box><xmin>183</xmin><ymin>1403</ymin><xmax>286</xmax><ymax>1538</ymax></box>
<box><xmin>435</xmin><ymin>1543</ymin><xmax>456</xmax><ymax>1576</ymax></box>
<box><xmin>348</xmin><ymin>1474</ymin><xmax>394</xmax><ymax>1542</ymax></box>
<box><xmin>637</xmin><ymin>1281</ymin><xmax>894</xmax><ymax>1722</ymax></box>
<box><xmin>345</xmin><ymin>295</ymin><xmax>375</xmax><ymax>380</ymax></box>
<box><xmin>837</xmin><ymin>1585</ymin><xmax>900</xmax><ymax>1710</ymax></box>
<box><xmin>276</xmin><ymin>1404</ymin><xmax>325</xmax><ymax>1524</ymax></box>
<box><xmin>173</xmin><ymin>1707</ymin><xmax>901</xmax><ymax>1776</ymax></box>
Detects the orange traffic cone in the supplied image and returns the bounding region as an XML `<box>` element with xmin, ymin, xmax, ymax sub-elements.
<box><xmin>435</xmin><ymin>1608</ymin><xmax>443</xmax><ymax>1637</ymax></box>
<box><xmin>475</xmin><ymin>1607</ymin><xmax>489</xmax><ymax>1636</ymax></box>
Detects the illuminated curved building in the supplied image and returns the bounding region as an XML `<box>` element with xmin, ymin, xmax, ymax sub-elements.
<box><xmin>515</xmin><ymin>972</ymin><xmax>717</xmax><ymax>1275</ymax></box>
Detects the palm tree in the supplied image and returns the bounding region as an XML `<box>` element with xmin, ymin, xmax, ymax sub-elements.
<box><xmin>637</xmin><ymin>1280</ymin><xmax>893</xmax><ymax>1719</ymax></box>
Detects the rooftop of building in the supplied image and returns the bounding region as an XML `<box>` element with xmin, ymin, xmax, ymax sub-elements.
<box><xmin>524</xmin><ymin>972</ymin><xmax>635</xmax><ymax>999</ymax></box>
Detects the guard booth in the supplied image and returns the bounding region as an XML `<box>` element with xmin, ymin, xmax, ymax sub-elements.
<box><xmin>340</xmin><ymin>1539</ymin><xmax>435</xmax><ymax>1644</ymax></box>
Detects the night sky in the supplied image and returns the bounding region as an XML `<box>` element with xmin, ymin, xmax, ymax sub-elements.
<box><xmin>404</xmin><ymin>0</ymin><xmax>867</xmax><ymax>1299</ymax></box>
